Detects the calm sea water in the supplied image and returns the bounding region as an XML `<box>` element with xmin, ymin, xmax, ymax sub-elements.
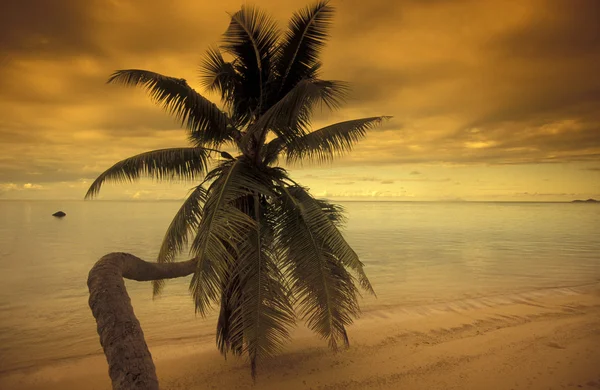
<box><xmin>0</xmin><ymin>200</ymin><xmax>599</xmax><ymax>374</ymax></box>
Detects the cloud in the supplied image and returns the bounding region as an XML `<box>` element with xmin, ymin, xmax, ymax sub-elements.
<box><xmin>355</xmin><ymin>177</ymin><xmax>382</xmax><ymax>182</ymax></box>
<box><xmin>0</xmin><ymin>183</ymin><xmax>18</xmax><ymax>192</ymax></box>
<box><xmin>303</xmin><ymin>172</ymin><xmax>449</xmax><ymax>184</ymax></box>
<box><xmin>0</xmin><ymin>182</ymin><xmax>44</xmax><ymax>197</ymax></box>
<box><xmin>130</xmin><ymin>190</ymin><xmax>151</xmax><ymax>200</ymax></box>
<box><xmin>334</xmin><ymin>182</ymin><xmax>355</xmax><ymax>185</ymax></box>
<box><xmin>0</xmin><ymin>0</ymin><xmax>100</xmax><ymax>58</ymax></box>
<box><xmin>491</xmin><ymin>0</ymin><xmax>600</xmax><ymax>60</ymax></box>
<box><xmin>23</xmin><ymin>183</ymin><xmax>43</xmax><ymax>189</ymax></box>
<box><xmin>402</xmin><ymin>177</ymin><xmax>451</xmax><ymax>183</ymax></box>
<box><xmin>0</xmin><ymin>0</ymin><xmax>599</xmax><ymax>200</ymax></box>
<box><xmin>319</xmin><ymin>189</ymin><xmax>414</xmax><ymax>198</ymax></box>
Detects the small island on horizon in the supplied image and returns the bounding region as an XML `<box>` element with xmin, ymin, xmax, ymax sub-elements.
<box><xmin>571</xmin><ymin>198</ymin><xmax>599</xmax><ymax>203</ymax></box>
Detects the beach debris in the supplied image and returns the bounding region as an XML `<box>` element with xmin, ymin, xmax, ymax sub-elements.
<box><xmin>52</xmin><ymin>211</ymin><xmax>66</xmax><ymax>217</ymax></box>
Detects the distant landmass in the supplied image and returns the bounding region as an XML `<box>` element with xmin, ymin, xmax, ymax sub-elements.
<box><xmin>571</xmin><ymin>199</ymin><xmax>598</xmax><ymax>203</ymax></box>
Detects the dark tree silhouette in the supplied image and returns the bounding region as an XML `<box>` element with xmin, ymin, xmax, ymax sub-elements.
<box><xmin>87</xmin><ymin>1</ymin><xmax>389</xmax><ymax>386</ymax></box>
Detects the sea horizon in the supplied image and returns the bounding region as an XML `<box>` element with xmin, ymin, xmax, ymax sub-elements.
<box><xmin>1</xmin><ymin>200</ymin><xmax>599</xmax><ymax>377</ymax></box>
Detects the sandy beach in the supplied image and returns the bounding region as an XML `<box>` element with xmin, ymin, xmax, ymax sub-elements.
<box><xmin>2</xmin><ymin>284</ymin><xmax>599</xmax><ymax>390</ymax></box>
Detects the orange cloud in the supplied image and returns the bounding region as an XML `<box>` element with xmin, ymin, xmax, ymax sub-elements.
<box><xmin>0</xmin><ymin>0</ymin><xmax>598</xmax><ymax>200</ymax></box>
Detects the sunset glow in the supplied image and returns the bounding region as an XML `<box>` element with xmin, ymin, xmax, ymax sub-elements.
<box><xmin>1</xmin><ymin>0</ymin><xmax>598</xmax><ymax>201</ymax></box>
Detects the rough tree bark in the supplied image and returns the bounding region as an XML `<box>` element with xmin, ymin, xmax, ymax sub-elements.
<box><xmin>88</xmin><ymin>252</ymin><xmax>197</xmax><ymax>390</ymax></box>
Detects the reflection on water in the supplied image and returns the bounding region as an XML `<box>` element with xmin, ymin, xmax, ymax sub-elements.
<box><xmin>0</xmin><ymin>200</ymin><xmax>599</xmax><ymax>373</ymax></box>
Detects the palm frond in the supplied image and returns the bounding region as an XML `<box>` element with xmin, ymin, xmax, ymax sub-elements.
<box><xmin>189</xmin><ymin>159</ymin><xmax>276</xmax><ymax>316</ymax></box>
<box><xmin>315</xmin><ymin>198</ymin><xmax>347</xmax><ymax>227</ymax></box>
<box><xmin>222</xmin><ymin>5</ymin><xmax>280</xmax><ymax>118</ymax></box>
<box><xmin>199</xmin><ymin>47</ymin><xmax>241</xmax><ymax>109</ymax></box>
<box><xmin>84</xmin><ymin>147</ymin><xmax>211</xmax><ymax>199</ymax></box>
<box><xmin>289</xmin><ymin>185</ymin><xmax>374</xmax><ymax>295</ymax></box>
<box><xmin>271</xmin><ymin>181</ymin><xmax>370</xmax><ymax>349</ymax></box>
<box><xmin>226</xmin><ymin>196</ymin><xmax>295</xmax><ymax>378</ymax></box>
<box><xmin>262</xmin><ymin>137</ymin><xmax>285</xmax><ymax>166</ymax></box>
<box><xmin>276</xmin><ymin>1</ymin><xmax>334</xmax><ymax>97</ymax></box>
<box><xmin>108</xmin><ymin>69</ymin><xmax>240</xmax><ymax>146</ymax></box>
<box><xmin>152</xmin><ymin>184</ymin><xmax>208</xmax><ymax>296</ymax></box>
<box><xmin>285</xmin><ymin>116</ymin><xmax>390</xmax><ymax>164</ymax></box>
<box><xmin>216</xmin><ymin>255</ymin><xmax>245</xmax><ymax>357</ymax></box>
<box><xmin>309</xmin><ymin>79</ymin><xmax>349</xmax><ymax>110</ymax></box>
<box><xmin>189</xmin><ymin>160</ymin><xmax>252</xmax><ymax>316</ymax></box>
<box><xmin>244</xmin><ymin>78</ymin><xmax>349</xmax><ymax>151</ymax></box>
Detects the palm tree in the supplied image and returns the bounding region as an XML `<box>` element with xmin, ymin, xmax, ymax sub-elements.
<box><xmin>86</xmin><ymin>0</ymin><xmax>389</xmax><ymax>378</ymax></box>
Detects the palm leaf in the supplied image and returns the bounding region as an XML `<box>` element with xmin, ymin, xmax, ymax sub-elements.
<box><xmin>289</xmin><ymin>185</ymin><xmax>374</xmax><ymax>295</ymax></box>
<box><xmin>189</xmin><ymin>160</ymin><xmax>252</xmax><ymax>316</ymax></box>
<box><xmin>262</xmin><ymin>137</ymin><xmax>284</xmax><ymax>166</ymax></box>
<box><xmin>315</xmin><ymin>198</ymin><xmax>347</xmax><ymax>227</ymax></box>
<box><xmin>222</xmin><ymin>5</ymin><xmax>280</xmax><ymax>119</ymax></box>
<box><xmin>271</xmin><ymin>180</ymin><xmax>370</xmax><ymax>349</ymax></box>
<box><xmin>199</xmin><ymin>47</ymin><xmax>241</xmax><ymax>112</ymax></box>
<box><xmin>189</xmin><ymin>159</ymin><xmax>276</xmax><ymax>316</ymax></box>
<box><xmin>276</xmin><ymin>1</ymin><xmax>334</xmax><ymax>97</ymax></box>
<box><xmin>228</xmin><ymin>196</ymin><xmax>295</xmax><ymax>378</ymax></box>
<box><xmin>152</xmin><ymin>184</ymin><xmax>208</xmax><ymax>296</ymax></box>
<box><xmin>108</xmin><ymin>69</ymin><xmax>239</xmax><ymax>146</ymax></box>
<box><xmin>244</xmin><ymin>78</ymin><xmax>349</xmax><ymax>151</ymax></box>
<box><xmin>274</xmin><ymin>187</ymin><xmax>356</xmax><ymax>349</ymax></box>
<box><xmin>84</xmin><ymin>147</ymin><xmax>211</xmax><ymax>199</ymax></box>
<box><xmin>285</xmin><ymin>116</ymin><xmax>390</xmax><ymax>164</ymax></box>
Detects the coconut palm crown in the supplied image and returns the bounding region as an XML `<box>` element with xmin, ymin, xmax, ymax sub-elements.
<box><xmin>86</xmin><ymin>0</ymin><xmax>389</xmax><ymax>377</ymax></box>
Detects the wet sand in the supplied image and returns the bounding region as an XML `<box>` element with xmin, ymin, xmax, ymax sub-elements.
<box><xmin>2</xmin><ymin>285</ymin><xmax>599</xmax><ymax>390</ymax></box>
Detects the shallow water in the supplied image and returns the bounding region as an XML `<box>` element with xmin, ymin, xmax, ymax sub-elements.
<box><xmin>0</xmin><ymin>200</ymin><xmax>599</xmax><ymax>373</ymax></box>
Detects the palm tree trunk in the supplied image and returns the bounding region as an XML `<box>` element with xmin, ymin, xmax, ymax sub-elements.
<box><xmin>87</xmin><ymin>252</ymin><xmax>196</xmax><ymax>390</ymax></box>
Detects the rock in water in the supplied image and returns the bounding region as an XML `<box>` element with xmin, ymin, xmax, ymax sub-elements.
<box><xmin>52</xmin><ymin>211</ymin><xmax>66</xmax><ymax>217</ymax></box>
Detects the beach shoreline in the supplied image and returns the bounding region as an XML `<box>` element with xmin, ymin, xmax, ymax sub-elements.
<box><xmin>2</xmin><ymin>284</ymin><xmax>599</xmax><ymax>390</ymax></box>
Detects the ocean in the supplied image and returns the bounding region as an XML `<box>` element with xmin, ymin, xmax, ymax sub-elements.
<box><xmin>0</xmin><ymin>200</ymin><xmax>599</xmax><ymax>375</ymax></box>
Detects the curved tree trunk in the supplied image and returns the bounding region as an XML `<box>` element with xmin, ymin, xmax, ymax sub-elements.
<box><xmin>88</xmin><ymin>252</ymin><xmax>197</xmax><ymax>390</ymax></box>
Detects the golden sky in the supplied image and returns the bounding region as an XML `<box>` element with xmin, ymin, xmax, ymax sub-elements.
<box><xmin>1</xmin><ymin>0</ymin><xmax>599</xmax><ymax>201</ymax></box>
